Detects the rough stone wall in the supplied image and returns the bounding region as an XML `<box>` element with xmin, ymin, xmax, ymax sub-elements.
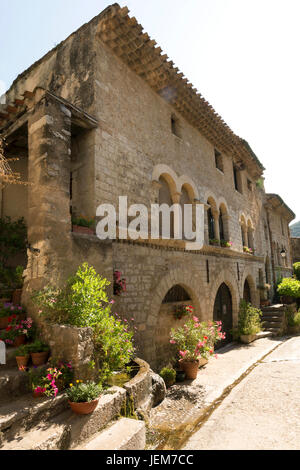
<box><xmin>112</xmin><ymin>242</ymin><xmax>261</xmax><ymax>368</ymax></box>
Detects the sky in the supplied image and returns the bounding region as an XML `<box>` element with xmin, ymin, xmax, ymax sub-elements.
<box><xmin>1</xmin><ymin>0</ymin><xmax>299</xmax><ymax>222</ymax></box>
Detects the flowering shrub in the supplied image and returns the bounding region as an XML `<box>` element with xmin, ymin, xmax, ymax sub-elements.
<box><xmin>170</xmin><ymin>316</ymin><xmax>226</xmax><ymax>361</ymax></box>
<box><xmin>277</xmin><ymin>278</ymin><xmax>300</xmax><ymax>299</ymax></box>
<box><xmin>173</xmin><ymin>304</ymin><xmax>193</xmax><ymax>320</ymax></box>
<box><xmin>0</xmin><ymin>315</ymin><xmax>33</xmax><ymax>345</ymax></box>
<box><xmin>237</xmin><ymin>300</ymin><xmax>262</xmax><ymax>336</ymax></box>
<box><xmin>243</xmin><ymin>246</ymin><xmax>253</xmax><ymax>254</ymax></box>
<box><xmin>33</xmin><ymin>263</ymin><xmax>135</xmax><ymax>383</ymax></box>
<box><xmin>0</xmin><ymin>303</ymin><xmax>24</xmax><ymax>319</ymax></box>
<box><xmin>113</xmin><ymin>271</ymin><xmax>126</xmax><ymax>296</ymax></box>
<box><xmin>26</xmin><ymin>361</ymin><xmax>73</xmax><ymax>397</ymax></box>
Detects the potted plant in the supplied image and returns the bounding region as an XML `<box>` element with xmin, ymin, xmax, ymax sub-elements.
<box><xmin>15</xmin><ymin>344</ymin><xmax>30</xmax><ymax>369</ymax></box>
<box><xmin>159</xmin><ymin>367</ymin><xmax>176</xmax><ymax>388</ymax></box>
<box><xmin>243</xmin><ymin>246</ymin><xmax>253</xmax><ymax>254</ymax></box>
<box><xmin>209</xmin><ymin>239</ymin><xmax>220</xmax><ymax>247</ymax></box>
<box><xmin>71</xmin><ymin>215</ymin><xmax>95</xmax><ymax>235</ymax></box>
<box><xmin>237</xmin><ymin>300</ymin><xmax>262</xmax><ymax>344</ymax></box>
<box><xmin>28</xmin><ymin>339</ymin><xmax>50</xmax><ymax>366</ymax></box>
<box><xmin>27</xmin><ymin>366</ymin><xmax>62</xmax><ymax>398</ymax></box>
<box><xmin>113</xmin><ymin>270</ymin><xmax>127</xmax><ymax>296</ymax></box>
<box><xmin>220</xmin><ymin>240</ymin><xmax>233</xmax><ymax>248</ymax></box>
<box><xmin>66</xmin><ymin>381</ymin><xmax>103</xmax><ymax>415</ymax></box>
<box><xmin>277</xmin><ymin>278</ymin><xmax>300</xmax><ymax>305</ymax></box>
<box><xmin>170</xmin><ymin>317</ymin><xmax>225</xmax><ymax>380</ymax></box>
<box><xmin>173</xmin><ymin>304</ymin><xmax>193</xmax><ymax>320</ymax></box>
<box><xmin>0</xmin><ymin>316</ymin><xmax>33</xmax><ymax>347</ymax></box>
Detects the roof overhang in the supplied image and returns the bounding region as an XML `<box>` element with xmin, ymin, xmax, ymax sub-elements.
<box><xmin>265</xmin><ymin>193</ymin><xmax>295</xmax><ymax>223</ymax></box>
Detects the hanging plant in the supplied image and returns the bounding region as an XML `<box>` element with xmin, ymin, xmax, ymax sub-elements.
<box><xmin>0</xmin><ymin>137</ymin><xmax>31</xmax><ymax>188</ymax></box>
<box><xmin>113</xmin><ymin>270</ymin><xmax>127</xmax><ymax>296</ymax></box>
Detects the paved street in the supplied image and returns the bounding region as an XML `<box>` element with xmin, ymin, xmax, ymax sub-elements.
<box><xmin>184</xmin><ymin>336</ymin><xmax>300</xmax><ymax>450</ymax></box>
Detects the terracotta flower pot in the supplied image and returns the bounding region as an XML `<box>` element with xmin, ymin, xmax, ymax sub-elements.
<box><xmin>72</xmin><ymin>225</ymin><xmax>94</xmax><ymax>235</ymax></box>
<box><xmin>179</xmin><ymin>360</ymin><xmax>199</xmax><ymax>380</ymax></box>
<box><xmin>13</xmin><ymin>335</ymin><xmax>26</xmax><ymax>348</ymax></box>
<box><xmin>68</xmin><ymin>398</ymin><xmax>99</xmax><ymax>415</ymax></box>
<box><xmin>16</xmin><ymin>355</ymin><xmax>30</xmax><ymax>368</ymax></box>
<box><xmin>32</xmin><ymin>390</ymin><xmax>46</xmax><ymax>399</ymax></box>
<box><xmin>31</xmin><ymin>351</ymin><xmax>49</xmax><ymax>366</ymax></box>
<box><xmin>0</xmin><ymin>316</ymin><xmax>10</xmax><ymax>329</ymax></box>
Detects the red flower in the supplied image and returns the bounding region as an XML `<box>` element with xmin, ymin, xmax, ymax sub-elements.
<box><xmin>6</xmin><ymin>326</ymin><xmax>12</xmax><ymax>332</ymax></box>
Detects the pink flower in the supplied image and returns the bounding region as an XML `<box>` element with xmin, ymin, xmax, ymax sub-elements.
<box><xmin>179</xmin><ymin>350</ymin><xmax>187</xmax><ymax>358</ymax></box>
<box><xmin>193</xmin><ymin>316</ymin><xmax>199</xmax><ymax>323</ymax></box>
<box><xmin>170</xmin><ymin>340</ymin><xmax>176</xmax><ymax>344</ymax></box>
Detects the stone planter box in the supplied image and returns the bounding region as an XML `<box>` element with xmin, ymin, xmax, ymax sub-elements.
<box><xmin>123</xmin><ymin>357</ymin><xmax>152</xmax><ymax>412</ymax></box>
<box><xmin>72</xmin><ymin>225</ymin><xmax>95</xmax><ymax>235</ymax></box>
<box><xmin>240</xmin><ymin>334</ymin><xmax>257</xmax><ymax>344</ymax></box>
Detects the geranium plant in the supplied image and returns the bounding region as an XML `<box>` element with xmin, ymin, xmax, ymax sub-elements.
<box><xmin>173</xmin><ymin>304</ymin><xmax>194</xmax><ymax>320</ymax></box>
<box><xmin>0</xmin><ymin>315</ymin><xmax>33</xmax><ymax>345</ymax></box>
<box><xmin>243</xmin><ymin>246</ymin><xmax>253</xmax><ymax>254</ymax></box>
<box><xmin>220</xmin><ymin>240</ymin><xmax>233</xmax><ymax>248</ymax></box>
<box><xmin>0</xmin><ymin>303</ymin><xmax>24</xmax><ymax>319</ymax></box>
<box><xmin>113</xmin><ymin>270</ymin><xmax>126</xmax><ymax>296</ymax></box>
<box><xmin>170</xmin><ymin>316</ymin><xmax>226</xmax><ymax>362</ymax></box>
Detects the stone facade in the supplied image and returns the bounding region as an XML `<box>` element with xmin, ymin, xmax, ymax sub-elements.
<box><xmin>0</xmin><ymin>4</ymin><xmax>295</xmax><ymax>370</ymax></box>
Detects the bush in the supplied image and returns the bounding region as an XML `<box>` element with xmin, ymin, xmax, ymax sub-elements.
<box><xmin>66</xmin><ymin>382</ymin><xmax>103</xmax><ymax>403</ymax></box>
<box><xmin>27</xmin><ymin>339</ymin><xmax>49</xmax><ymax>354</ymax></box>
<box><xmin>159</xmin><ymin>367</ymin><xmax>176</xmax><ymax>387</ymax></box>
<box><xmin>237</xmin><ymin>300</ymin><xmax>262</xmax><ymax>336</ymax></box>
<box><xmin>33</xmin><ymin>263</ymin><xmax>135</xmax><ymax>382</ymax></box>
<box><xmin>285</xmin><ymin>308</ymin><xmax>300</xmax><ymax>327</ymax></box>
<box><xmin>293</xmin><ymin>263</ymin><xmax>300</xmax><ymax>281</ymax></box>
<box><xmin>277</xmin><ymin>278</ymin><xmax>300</xmax><ymax>299</ymax></box>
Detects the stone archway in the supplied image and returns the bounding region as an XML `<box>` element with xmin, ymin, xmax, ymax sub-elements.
<box><xmin>213</xmin><ymin>283</ymin><xmax>233</xmax><ymax>348</ymax></box>
<box><xmin>147</xmin><ymin>268</ymin><xmax>204</xmax><ymax>370</ymax></box>
<box><xmin>209</xmin><ymin>268</ymin><xmax>239</xmax><ymax>328</ymax></box>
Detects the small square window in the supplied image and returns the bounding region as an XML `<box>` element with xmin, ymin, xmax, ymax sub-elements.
<box><xmin>215</xmin><ymin>149</ymin><xmax>223</xmax><ymax>172</ymax></box>
<box><xmin>171</xmin><ymin>115</ymin><xmax>181</xmax><ymax>138</ymax></box>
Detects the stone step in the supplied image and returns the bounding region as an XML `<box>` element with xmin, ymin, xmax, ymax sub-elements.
<box><xmin>0</xmin><ymin>367</ymin><xmax>29</xmax><ymax>401</ymax></box>
<box><xmin>261</xmin><ymin>310</ymin><xmax>285</xmax><ymax>317</ymax></box>
<box><xmin>262</xmin><ymin>321</ymin><xmax>283</xmax><ymax>329</ymax></box>
<box><xmin>0</xmin><ymin>386</ymin><xmax>127</xmax><ymax>450</ymax></box>
<box><xmin>262</xmin><ymin>316</ymin><xmax>283</xmax><ymax>323</ymax></box>
<box><xmin>255</xmin><ymin>331</ymin><xmax>273</xmax><ymax>339</ymax></box>
<box><xmin>79</xmin><ymin>418</ymin><xmax>146</xmax><ymax>450</ymax></box>
<box><xmin>0</xmin><ymin>393</ymin><xmax>68</xmax><ymax>445</ymax></box>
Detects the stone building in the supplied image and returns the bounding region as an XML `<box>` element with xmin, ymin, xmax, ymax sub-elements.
<box><xmin>0</xmin><ymin>4</ymin><xmax>295</xmax><ymax>369</ymax></box>
<box><xmin>291</xmin><ymin>238</ymin><xmax>300</xmax><ymax>263</ymax></box>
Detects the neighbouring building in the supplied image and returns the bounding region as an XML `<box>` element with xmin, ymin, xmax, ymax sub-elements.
<box><xmin>291</xmin><ymin>238</ymin><xmax>300</xmax><ymax>263</ymax></box>
<box><xmin>0</xmin><ymin>4</ymin><xmax>295</xmax><ymax>369</ymax></box>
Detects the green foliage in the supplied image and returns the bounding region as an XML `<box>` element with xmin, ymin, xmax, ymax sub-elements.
<box><xmin>293</xmin><ymin>263</ymin><xmax>300</xmax><ymax>281</ymax></box>
<box><xmin>285</xmin><ymin>308</ymin><xmax>300</xmax><ymax>327</ymax></box>
<box><xmin>14</xmin><ymin>344</ymin><xmax>30</xmax><ymax>357</ymax></box>
<box><xmin>33</xmin><ymin>263</ymin><xmax>135</xmax><ymax>383</ymax></box>
<box><xmin>159</xmin><ymin>367</ymin><xmax>176</xmax><ymax>386</ymax></box>
<box><xmin>27</xmin><ymin>339</ymin><xmax>49</xmax><ymax>353</ymax></box>
<box><xmin>237</xmin><ymin>300</ymin><xmax>262</xmax><ymax>336</ymax></box>
<box><xmin>277</xmin><ymin>278</ymin><xmax>300</xmax><ymax>299</ymax></box>
<box><xmin>0</xmin><ymin>217</ymin><xmax>27</xmax><ymax>291</ymax></box>
<box><xmin>71</xmin><ymin>215</ymin><xmax>95</xmax><ymax>229</ymax></box>
<box><xmin>66</xmin><ymin>382</ymin><xmax>102</xmax><ymax>403</ymax></box>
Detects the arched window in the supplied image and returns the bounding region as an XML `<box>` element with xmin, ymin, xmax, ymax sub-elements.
<box><xmin>163</xmin><ymin>285</ymin><xmax>191</xmax><ymax>303</ymax></box>
<box><xmin>159</xmin><ymin>175</ymin><xmax>174</xmax><ymax>238</ymax></box>
<box><xmin>208</xmin><ymin>207</ymin><xmax>215</xmax><ymax>240</ymax></box>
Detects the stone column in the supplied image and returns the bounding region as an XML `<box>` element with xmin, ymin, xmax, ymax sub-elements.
<box><xmin>212</xmin><ymin>208</ymin><xmax>220</xmax><ymax>244</ymax></box>
<box><xmin>222</xmin><ymin>214</ymin><xmax>231</xmax><ymax>242</ymax></box>
<box><xmin>171</xmin><ymin>192</ymin><xmax>182</xmax><ymax>240</ymax></box>
<box><xmin>203</xmin><ymin>203</ymin><xmax>210</xmax><ymax>245</ymax></box>
<box><xmin>25</xmin><ymin>91</ymin><xmax>72</xmax><ymax>298</ymax></box>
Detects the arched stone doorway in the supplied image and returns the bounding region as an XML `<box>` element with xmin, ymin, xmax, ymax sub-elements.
<box><xmin>156</xmin><ymin>284</ymin><xmax>193</xmax><ymax>370</ymax></box>
<box><xmin>213</xmin><ymin>283</ymin><xmax>233</xmax><ymax>348</ymax></box>
<box><xmin>243</xmin><ymin>279</ymin><xmax>251</xmax><ymax>303</ymax></box>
